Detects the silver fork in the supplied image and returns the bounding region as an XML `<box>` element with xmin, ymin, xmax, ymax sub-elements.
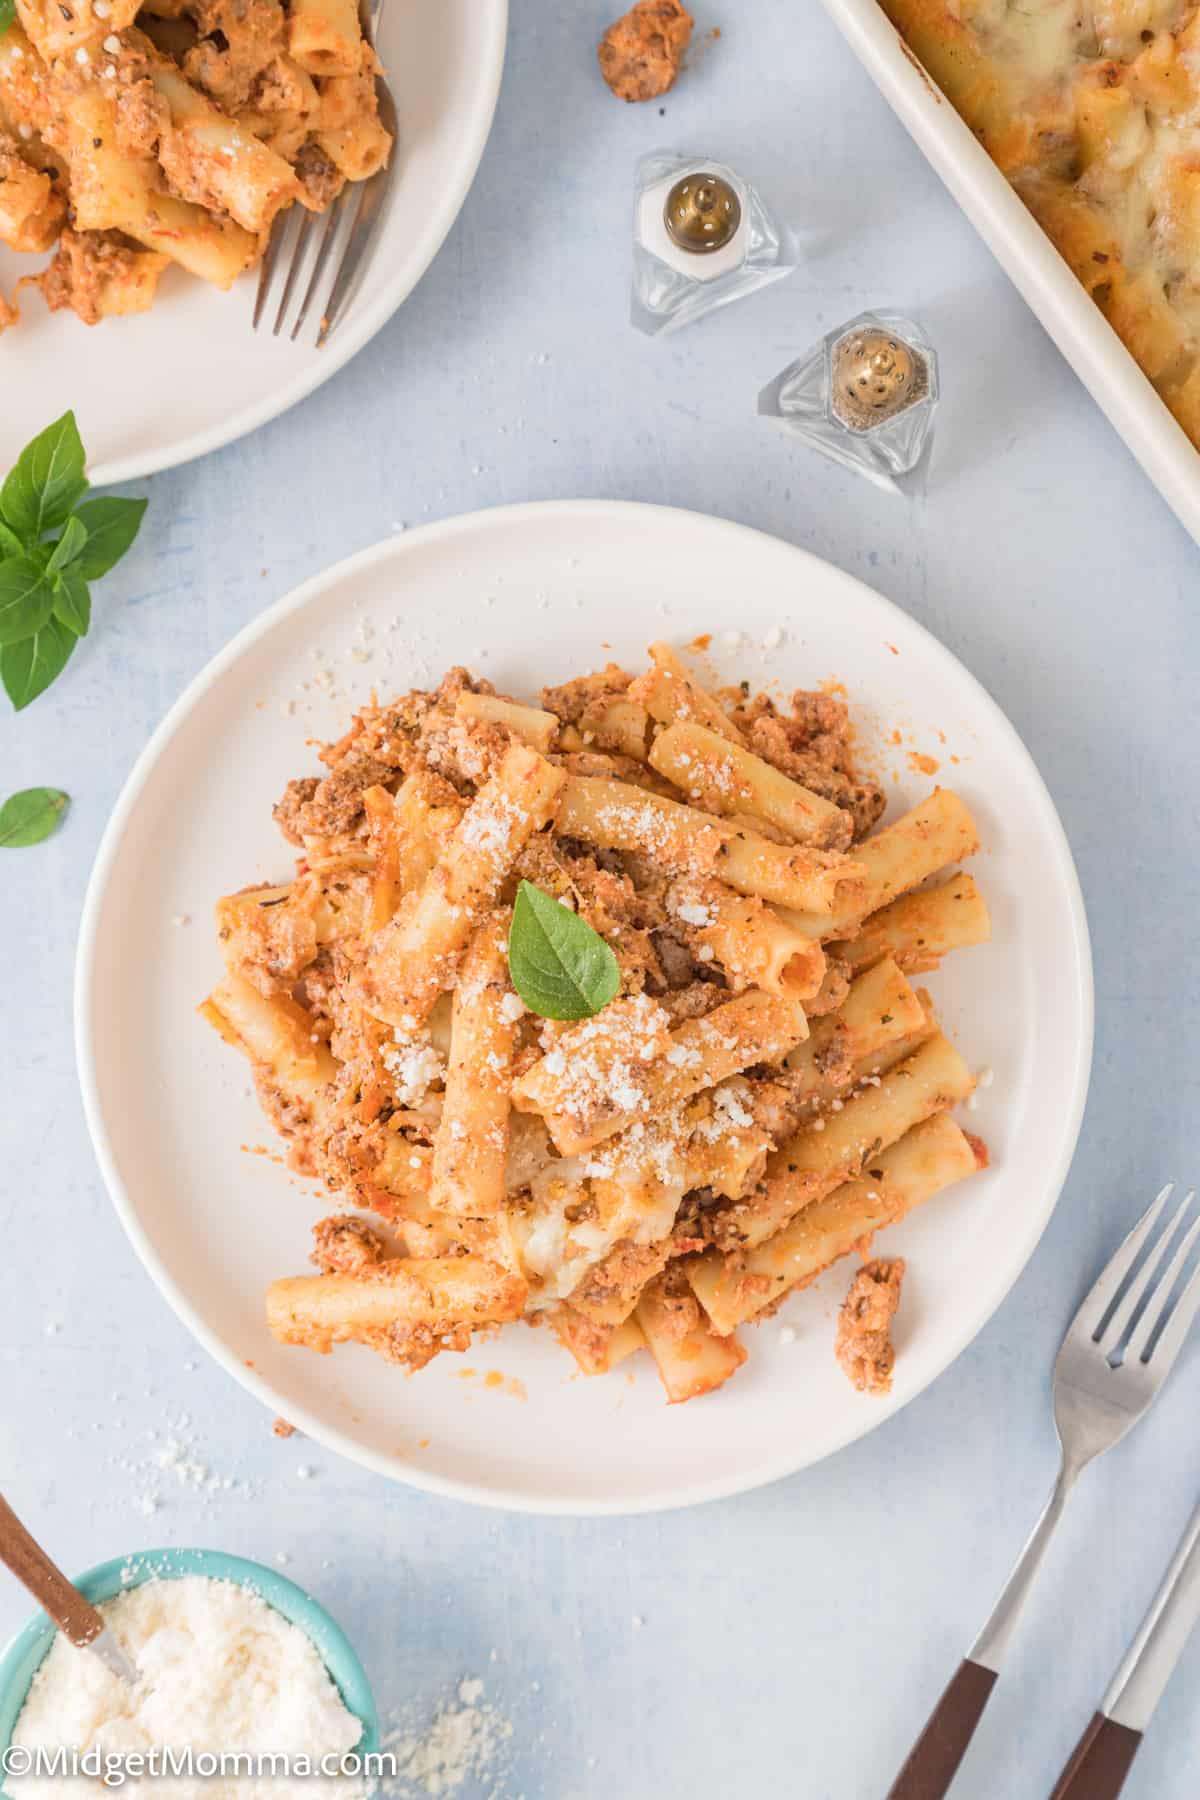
<box><xmin>887</xmin><ymin>1184</ymin><xmax>1200</xmax><ymax>1800</ymax></box>
<box><xmin>253</xmin><ymin>0</ymin><xmax>397</xmax><ymax>348</ymax></box>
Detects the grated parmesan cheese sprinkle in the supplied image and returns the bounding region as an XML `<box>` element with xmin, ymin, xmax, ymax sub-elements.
<box><xmin>381</xmin><ymin>1031</ymin><xmax>444</xmax><ymax>1107</ymax></box>
<box><xmin>381</xmin><ymin>1677</ymin><xmax>513</xmax><ymax>1798</ymax></box>
<box><xmin>9</xmin><ymin>1577</ymin><xmax>367</xmax><ymax>1800</ymax></box>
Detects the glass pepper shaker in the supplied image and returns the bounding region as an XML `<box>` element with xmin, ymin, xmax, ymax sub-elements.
<box><xmin>759</xmin><ymin>310</ymin><xmax>939</xmax><ymax>490</ymax></box>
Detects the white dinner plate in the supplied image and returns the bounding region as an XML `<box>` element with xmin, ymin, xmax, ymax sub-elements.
<box><xmin>0</xmin><ymin>0</ymin><xmax>507</xmax><ymax>486</ymax></box>
<box><xmin>76</xmin><ymin>501</ymin><xmax>1093</xmax><ymax>1515</ymax></box>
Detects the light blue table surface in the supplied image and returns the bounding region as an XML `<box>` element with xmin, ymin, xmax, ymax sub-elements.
<box><xmin>3</xmin><ymin>4</ymin><xmax>1200</xmax><ymax>1796</ymax></box>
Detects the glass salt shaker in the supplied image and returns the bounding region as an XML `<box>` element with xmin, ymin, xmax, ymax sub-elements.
<box><xmin>759</xmin><ymin>310</ymin><xmax>939</xmax><ymax>490</ymax></box>
<box><xmin>632</xmin><ymin>151</ymin><xmax>797</xmax><ymax>337</ymax></box>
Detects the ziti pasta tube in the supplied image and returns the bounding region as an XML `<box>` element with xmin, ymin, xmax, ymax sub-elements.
<box><xmin>783</xmin><ymin>789</ymin><xmax>980</xmax><ymax>939</ymax></box>
<box><xmin>512</xmin><ymin>989</ymin><xmax>807</xmax><ymax>1156</ymax></box>
<box><xmin>429</xmin><ymin>914</ymin><xmax>517</xmax><ymax>1219</ymax></box>
<box><xmin>557</xmin><ymin>775</ymin><xmax>863</xmax><ymax>916</ymax></box>
<box><xmin>650</xmin><ymin>719</ymin><xmax>850</xmax><ymax>849</ymax></box>
<box><xmin>356</xmin><ymin>741</ymin><xmax>565</xmax><ymax>1029</ymax></box>
<box><xmin>267</xmin><ymin>1256</ymin><xmax>528</xmax><ymax>1363</ymax></box>
<box><xmin>688</xmin><ymin>1113</ymin><xmax>984</xmax><ymax>1334</ymax></box>
<box><xmin>713</xmin><ymin>1029</ymin><xmax>975</xmax><ymax>1252</ymax></box>
<box><xmin>829</xmin><ymin>871</ymin><xmax>992</xmax><ymax>974</ymax></box>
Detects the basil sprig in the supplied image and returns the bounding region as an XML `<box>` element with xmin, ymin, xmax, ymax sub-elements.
<box><xmin>0</xmin><ymin>787</ymin><xmax>69</xmax><ymax>848</ymax></box>
<box><xmin>0</xmin><ymin>1</ymin><xmax>14</xmax><ymax>37</ymax></box>
<box><xmin>0</xmin><ymin>412</ymin><xmax>147</xmax><ymax>710</ymax></box>
<box><xmin>507</xmin><ymin>879</ymin><xmax>621</xmax><ymax>1021</ymax></box>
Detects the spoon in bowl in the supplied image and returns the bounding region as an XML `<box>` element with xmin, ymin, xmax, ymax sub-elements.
<box><xmin>0</xmin><ymin>1493</ymin><xmax>138</xmax><ymax>1685</ymax></box>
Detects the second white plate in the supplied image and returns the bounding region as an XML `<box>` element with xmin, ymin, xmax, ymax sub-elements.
<box><xmin>0</xmin><ymin>0</ymin><xmax>507</xmax><ymax>486</ymax></box>
<box><xmin>76</xmin><ymin>501</ymin><xmax>1093</xmax><ymax>1513</ymax></box>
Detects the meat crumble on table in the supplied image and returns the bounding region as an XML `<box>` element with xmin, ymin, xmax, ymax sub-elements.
<box><xmin>598</xmin><ymin>0</ymin><xmax>694</xmax><ymax>103</ymax></box>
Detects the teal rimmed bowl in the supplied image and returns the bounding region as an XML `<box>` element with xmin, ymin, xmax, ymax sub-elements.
<box><xmin>0</xmin><ymin>1548</ymin><xmax>378</xmax><ymax>1794</ymax></box>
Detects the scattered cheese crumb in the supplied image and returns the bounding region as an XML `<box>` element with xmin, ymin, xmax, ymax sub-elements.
<box><xmin>762</xmin><ymin>625</ymin><xmax>785</xmax><ymax>650</ymax></box>
<box><xmin>382</xmin><ymin>1677</ymin><xmax>513</xmax><ymax>1797</ymax></box>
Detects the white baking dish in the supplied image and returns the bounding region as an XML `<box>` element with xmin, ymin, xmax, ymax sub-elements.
<box><xmin>821</xmin><ymin>0</ymin><xmax>1200</xmax><ymax>546</ymax></box>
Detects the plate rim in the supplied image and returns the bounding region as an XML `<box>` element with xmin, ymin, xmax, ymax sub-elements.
<box><xmin>81</xmin><ymin>0</ymin><xmax>508</xmax><ymax>488</ymax></box>
<box><xmin>74</xmin><ymin>499</ymin><xmax>1095</xmax><ymax>1515</ymax></box>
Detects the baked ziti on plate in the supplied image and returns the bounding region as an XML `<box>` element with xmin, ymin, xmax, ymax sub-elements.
<box><xmin>75</xmin><ymin>501</ymin><xmax>1093</xmax><ymax>1513</ymax></box>
<box><xmin>0</xmin><ymin>0</ymin><xmax>506</xmax><ymax>483</ymax></box>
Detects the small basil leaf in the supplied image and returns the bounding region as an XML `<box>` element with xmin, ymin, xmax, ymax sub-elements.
<box><xmin>0</xmin><ymin>0</ymin><xmax>14</xmax><ymax>35</ymax></box>
<box><xmin>46</xmin><ymin>513</ymin><xmax>88</xmax><ymax>574</ymax></box>
<box><xmin>507</xmin><ymin>879</ymin><xmax>621</xmax><ymax>1021</ymax></box>
<box><xmin>53</xmin><ymin>569</ymin><xmax>91</xmax><ymax>637</ymax></box>
<box><xmin>0</xmin><ymin>786</ymin><xmax>69</xmax><ymax>847</ymax></box>
<box><xmin>0</xmin><ymin>411</ymin><xmax>87</xmax><ymax>540</ymax></box>
<box><xmin>1</xmin><ymin>616</ymin><xmax>76</xmax><ymax>711</ymax></box>
<box><xmin>72</xmin><ymin>495</ymin><xmax>147</xmax><ymax>580</ymax></box>
<box><xmin>0</xmin><ymin>552</ymin><xmax>56</xmax><ymax>646</ymax></box>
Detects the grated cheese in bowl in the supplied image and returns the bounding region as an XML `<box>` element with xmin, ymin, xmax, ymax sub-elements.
<box><xmin>7</xmin><ymin>1574</ymin><xmax>370</xmax><ymax>1799</ymax></box>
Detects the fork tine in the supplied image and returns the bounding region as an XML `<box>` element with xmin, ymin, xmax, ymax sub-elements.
<box><xmin>317</xmin><ymin>181</ymin><xmax>376</xmax><ymax>348</ymax></box>
<box><xmin>1071</xmin><ymin>1184</ymin><xmax>1173</xmax><ymax>1341</ymax></box>
<box><xmin>1143</xmin><ymin>1250</ymin><xmax>1200</xmax><ymax>1377</ymax></box>
<box><xmin>272</xmin><ymin>209</ymin><xmax>316</xmax><ymax>337</ymax></box>
<box><xmin>1125</xmin><ymin>1211</ymin><xmax>1200</xmax><ymax>1365</ymax></box>
<box><xmin>290</xmin><ymin>193</ymin><xmax>347</xmax><ymax>342</ymax></box>
<box><xmin>1097</xmin><ymin>1186</ymin><xmax>1194</xmax><ymax>1354</ymax></box>
<box><xmin>1126</xmin><ymin>1192</ymin><xmax>1200</xmax><ymax>1362</ymax></box>
<box><xmin>253</xmin><ymin>211</ymin><xmax>288</xmax><ymax>329</ymax></box>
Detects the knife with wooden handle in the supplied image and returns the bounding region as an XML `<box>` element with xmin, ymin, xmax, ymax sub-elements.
<box><xmin>1051</xmin><ymin>1495</ymin><xmax>1200</xmax><ymax>1799</ymax></box>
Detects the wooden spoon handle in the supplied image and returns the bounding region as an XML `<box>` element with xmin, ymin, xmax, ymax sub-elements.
<box><xmin>0</xmin><ymin>1494</ymin><xmax>104</xmax><ymax>1648</ymax></box>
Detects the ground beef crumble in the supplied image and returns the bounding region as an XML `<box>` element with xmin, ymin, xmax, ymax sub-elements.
<box><xmin>34</xmin><ymin>229</ymin><xmax>164</xmax><ymax>327</ymax></box>
<box><xmin>835</xmin><ymin>1257</ymin><xmax>905</xmax><ymax>1395</ymax></box>
<box><xmin>598</xmin><ymin>0</ymin><xmax>693</xmax><ymax>101</ymax></box>
<box><xmin>311</xmin><ymin>1214</ymin><xmax>386</xmax><ymax>1274</ymax></box>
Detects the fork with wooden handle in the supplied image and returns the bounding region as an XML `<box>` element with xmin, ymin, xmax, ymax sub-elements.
<box><xmin>887</xmin><ymin>1185</ymin><xmax>1200</xmax><ymax>1800</ymax></box>
<box><xmin>1050</xmin><ymin>1491</ymin><xmax>1200</xmax><ymax>1799</ymax></box>
<box><xmin>0</xmin><ymin>1493</ymin><xmax>138</xmax><ymax>1685</ymax></box>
